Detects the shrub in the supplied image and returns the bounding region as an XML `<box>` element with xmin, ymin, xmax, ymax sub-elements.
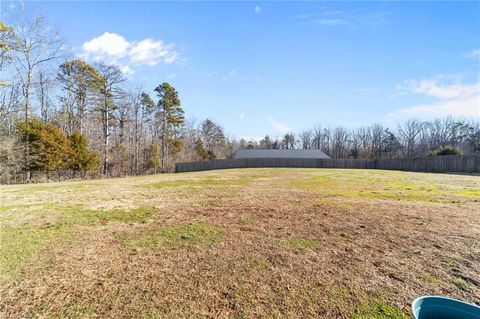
<box><xmin>428</xmin><ymin>145</ymin><xmax>463</xmax><ymax>156</ymax></box>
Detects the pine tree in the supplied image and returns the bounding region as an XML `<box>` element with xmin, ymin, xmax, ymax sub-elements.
<box><xmin>17</xmin><ymin>119</ymin><xmax>71</xmax><ymax>174</ymax></box>
<box><xmin>154</xmin><ymin>82</ymin><xmax>184</xmax><ymax>172</ymax></box>
<box><xmin>67</xmin><ymin>131</ymin><xmax>99</xmax><ymax>177</ymax></box>
<box><xmin>57</xmin><ymin>59</ymin><xmax>103</xmax><ymax>134</ymax></box>
<box><xmin>145</xmin><ymin>143</ymin><xmax>161</xmax><ymax>173</ymax></box>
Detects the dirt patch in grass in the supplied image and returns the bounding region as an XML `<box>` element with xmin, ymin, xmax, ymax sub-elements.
<box><xmin>0</xmin><ymin>169</ymin><xmax>479</xmax><ymax>318</ymax></box>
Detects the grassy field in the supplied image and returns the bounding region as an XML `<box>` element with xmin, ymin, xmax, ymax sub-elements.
<box><xmin>0</xmin><ymin>168</ymin><xmax>479</xmax><ymax>318</ymax></box>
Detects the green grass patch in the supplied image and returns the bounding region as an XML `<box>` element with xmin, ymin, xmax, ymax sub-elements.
<box><xmin>314</xmin><ymin>198</ymin><xmax>353</xmax><ymax>209</ymax></box>
<box><xmin>120</xmin><ymin>223</ymin><xmax>224</xmax><ymax>251</ymax></box>
<box><xmin>354</xmin><ymin>299</ymin><xmax>408</xmax><ymax>319</ymax></box>
<box><xmin>452</xmin><ymin>277</ymin><xmax>469</xmax><ymax>290</ymax></box>
<box><xmin>138</xmin><ymin>174</ymin><xmax>263</xmax><ymax>191</ymax></box>
<box><xmin>0</xmin><ymin>206</ymin><xmax>156</xmax><ymax>281</ymax></box>
<box><xmin>59</xmin><ymin>300</ymin><xmax>96</xmax><ymax>319</ymax></box>
<box><xmin>0</xmin><ymin>224</ymin><xmax>69</xmax><ymax>281</ymax></box>
<box><xmin>138</xmin><ymin>178</ymin><xmax>222</xmax><ymax>189</ymax></box>
<box><xmin>444</xmin><ymin>256</ymin><xmax>459</xmax><ymax>269</ymax></box>
<box><xmin>67</xmin><ymin>206</ymin><xmax>157</xmax><ymax>226</ymax></box>
<box><xmin>281</xmin><ymin>237</ymin><xmax>321</xmax><ymax>251</ymax></box>
<box><xmin>247</xmin><ymin>252</ymin><xmax>270</xmax><ymax>269</ymax></box>
<box><xmin>289</xmin><ymin>170</ymin><xmax>479</xmax><ymax>203</ymax></box>
<box><xmin>421</xmin><ymin>273</ymin><xmax>440</xmax><ymax>284</ymax></box>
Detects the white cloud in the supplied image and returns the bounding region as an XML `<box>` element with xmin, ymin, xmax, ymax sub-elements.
<box><xmin>222</xmin><ymin>70</ymin><xmax>236</xmax><ymax>80</ymax></box>
<box><xmin>255</xmin><ymin>5</ymin><xmax>262</xmax><ymax>14</ymax></box>
<box><xmin>396</xmin><ymin>78</ymin><xmax>478</xmax><ymax>100</ymax></box>
<box><xmin>267</xmin><ymin>117</ymin><xmax>292</xmax><ymax>133</ymax></box>
<box><xmin>389</xmin><ymin>95</ymin><xmax>479</xmax><ymax>119</ymax></box>
<box><xmin>240</xmin><ymin>112</ymin><xmax>245</xmax><ymax>120</ymax></box>
<box><xmin>79</xmin><ymin>32</ymin><xmax>178</xmax><ymax>73</ymax></box>
<box><xmin>464</xmin><ymin>49</ymin><xmax>480</xmax><ymax>58</ymax></box>
<box><xmin>120</xmin><ymin>65</ymin><xmax>134</xmax><ymax>75</ymax></box>
<box><xmin>82</xmin><ymin>32</ymin><xmax>130</xmax><ymax>61</ymax></box>
<box><xmin>389</xmin><ymin>77</ymin><xmax>480</xmax><ymax>120</ymax></box>
<box><xmin>130</xmin><ymin>38</ymin><xmax>177</xmax><ymax>66</ymax></box>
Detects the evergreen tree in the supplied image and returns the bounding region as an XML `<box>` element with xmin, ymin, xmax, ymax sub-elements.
<box><xmin>67</xmin><ymin>131</ymin><xmax>99</xmax><ymax>177</ymax></box>
<box><xmin>17</xmin><ymin>119</ymin><xmax>70</xmax><ymax>173</ymax></box>
<box><xmin>145</xmin><ymin>143</ymin><xmax>161</xmax><ymax>173</ymax></box>
<box><xmin>154</xmin><ymin>82</ymin><xmax>184</xmax><ymax>172</ymax></box>
<box><xmin>57</xmin><ymin>60</ymin><xmax>103</xmax><ymax>134</ymax></box>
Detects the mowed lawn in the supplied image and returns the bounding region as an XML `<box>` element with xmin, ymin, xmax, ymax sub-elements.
<box><xmin>0</xmin><ymin>169</ymin><xmax>479</xmax><ymax>318</ymax></box>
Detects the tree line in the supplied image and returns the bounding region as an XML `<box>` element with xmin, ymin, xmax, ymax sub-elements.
<box><xmin>0</xmin><ymin>12</ymin><xmax>231</xmax><ymax>183</ymax></box>
<box><xmin>243</xmin><ymin>118</ymin><xmax>479</xmax><ymax>159</ymax></box>
<box><xmin>1</xmin><ymin>12</ymin><xmax>479</xmax><ymax>184</ymax></box>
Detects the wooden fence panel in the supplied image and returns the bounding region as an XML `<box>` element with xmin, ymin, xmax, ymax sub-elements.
<box><xmin>175</xmin><ymin>155</ymin><xmax>480</xmax><ymax>174</ymax></box>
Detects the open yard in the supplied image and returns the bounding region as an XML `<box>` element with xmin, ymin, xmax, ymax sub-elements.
<box><xmin>0</xmin><ymin>168</ymin><xmax>479</xmax><ymax>318</ymax></box>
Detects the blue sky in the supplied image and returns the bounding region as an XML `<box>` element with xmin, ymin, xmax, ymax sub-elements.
<box><xmin>4</xmin><ymin>1</ymin><xmax>480</xmax><ymax>139</ymax></box>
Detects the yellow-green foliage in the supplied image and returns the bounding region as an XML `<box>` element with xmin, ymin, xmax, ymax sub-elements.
<box><xmin>120</xmin><ymin>223</ymin><xmax>224</xmax><ymax>251</ymax></box>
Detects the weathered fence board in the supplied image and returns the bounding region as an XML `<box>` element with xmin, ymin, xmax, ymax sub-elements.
<box><xmin>175</xmin><ymin>155</ymin><xmax>480</xmax><ymax>174</ymax></box>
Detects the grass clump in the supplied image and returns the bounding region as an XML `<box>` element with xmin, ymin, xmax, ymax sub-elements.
<box><xmin>120</xmin><ymin>222</ymin><xmax>224</xmax><ymax>251</ymax></box>
<box><xmin>421</xmin><ymin>273</ymin><xmax>440</xmax><ymax>284</ymax></box>
<box><xmin>452</xmin><ymin>278</ymin><xmax>469</xmax><ymax>290</ymax></box>
<box><xmin>354</xmin><ymin>299</ymin><xmax>408</xmax><ymax>319</ymax></box>
<box><xmin>281</xmin><ymin>237</ymin><xmax>321</xmax><ymax>251</ymax></box>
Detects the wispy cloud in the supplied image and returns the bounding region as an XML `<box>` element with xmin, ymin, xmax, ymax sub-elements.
<box><xmin>267</xmin><ymin>117</ymin><xmax>292</xmax><ymax>133</ymax></box>
<box><xmin>389</xmin><ymin>76</ymin><xmax>480</xmax><ymax>119</ymax></box>
<box><xmin>222</xmin><ymin>70</ymin><xmax>237</xmax><ymax>80</ymax></box>
<box><xmin>79</xmin><ymin>32</ymin><xmax>178</xmax><ymax>74</ymax></box>
<box><xmin>295</xmin><ymin>9</ymin><xmax>389</xmax><ymax>29</ymax></box>
<box><xmin>240</xmin><ymin>112</ymin><xmax>245</xmax><ymax>120</ymax></box>
<box><xmin>313</xmin><ymin>18</ymin><xmax>348</xmax><ymax>26</ymax></box>
<box><xmin>395</xmin><ymin>77</ymin><xmax>478</xmax><ymax>100</ymax></box>
<box><xmin>464</xmin><ymin>49</ymin><xmax>480</xmax><ymax>58</ymax></box>
<box><xmin>255</xmin><ymin>5</ymin><xmax>262</xmax><ymax>14</ymax></box>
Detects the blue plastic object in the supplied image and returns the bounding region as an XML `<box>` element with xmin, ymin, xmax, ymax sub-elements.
<box><xmin>412</xmin><ymin>296</ymin><xmax>480</xmax><ymax>319</ymax></box>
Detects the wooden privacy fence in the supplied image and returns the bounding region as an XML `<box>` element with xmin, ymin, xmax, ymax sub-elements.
<box><xmin>175</xmin><ymin>155</ymin><xmax>480</xmax><ymax>174</ymax></box>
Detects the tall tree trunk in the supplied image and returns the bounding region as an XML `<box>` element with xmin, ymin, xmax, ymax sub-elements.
<box><xmin>23</xmin><ymin>74</ymin><xmax>31</xmax><ymax>181</ymax></box>
<box><xmin>102</xmin><ymin>99</ymin><xmax>109</xmax><ymax>176</ymax></box>
<box><xmin>161</xmin><ymin>114</ymin><xmax>167</xmax><ymax>173</ymax></box>
<box><xmin>134</xmin><ymin>110</ymin><xmax>139</xmax><ymax>174</ymax></box>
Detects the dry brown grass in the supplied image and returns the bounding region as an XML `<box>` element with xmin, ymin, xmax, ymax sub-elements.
<box><xmin>0</xmin><ymin>169</ymin><xmax>479</xmax><ymax>318</ymax></box>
